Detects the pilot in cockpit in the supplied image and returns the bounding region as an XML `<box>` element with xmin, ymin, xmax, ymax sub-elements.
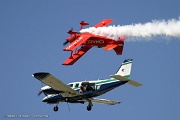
<box><xmin>79</xmin><ymin>85</ymin><xmax>86</xmax><ymax>93</ymax></box>
<box><xmin>85</xmin><ymin>83</ymin><xmax>93</xmax><ymax>91</ymax></box>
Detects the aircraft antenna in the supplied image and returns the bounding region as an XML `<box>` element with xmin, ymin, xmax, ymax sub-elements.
<box><xmin>67</xmin><ymin>102</ymin><xmax>70</xmax><ymax>112</ymax></box>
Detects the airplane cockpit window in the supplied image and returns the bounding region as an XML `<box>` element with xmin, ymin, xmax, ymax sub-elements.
<box><xmin>75</xmin><ymin>83</ymin><xmax>79</xmax><ymax>88</ymax></box>
<box><xmin>68</xmin><ymin>84</ymin><xmax>73</xmax><ymax>88</ymax></box>
<box><xmin>81</xmin><ymin>82</ymin><xmax>95</xmax><ymax>92</ymax></box>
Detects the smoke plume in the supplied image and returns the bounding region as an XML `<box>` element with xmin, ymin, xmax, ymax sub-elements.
<box><xmin>80</xmin><ymin>18</ymin><xmax>180</xmax><ymax>42</ymax></box>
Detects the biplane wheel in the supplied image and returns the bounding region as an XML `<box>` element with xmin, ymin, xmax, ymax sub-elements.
<box><xmin>87</xmin><ymin>105</ymin><xmax>92</xmax><ymax>111</ymax></box>
<box><xmin>53</xmin><ymin>106</ymin><xmax>58</xmax><ymax>112</ymax></box>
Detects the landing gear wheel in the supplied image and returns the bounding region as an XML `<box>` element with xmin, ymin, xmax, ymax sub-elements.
<box><xmin>53</xmin><ymin>106</ymin><xmax>58</xmax><ymax>112</ymax></box>
<box><xmin>87</xmin><ymin>105</ymin><xmax>92</xmax><ymax>111</ymax></box>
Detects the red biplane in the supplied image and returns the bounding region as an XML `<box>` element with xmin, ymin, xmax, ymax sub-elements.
<box><xmin>62</xmin><ymin>19</ymin><xmax>126</xmax><ymax>65</ymax></box>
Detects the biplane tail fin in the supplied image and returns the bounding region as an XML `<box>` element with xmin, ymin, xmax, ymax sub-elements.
<box><xmin>113</xmin><ymin>44</ymin><xmax>124</xmax><ymax>55</ymax></box>
<box><xmin>113</xmin><ymin>36</ymin><xmax>125</xmax><ymax>55</ymax></box>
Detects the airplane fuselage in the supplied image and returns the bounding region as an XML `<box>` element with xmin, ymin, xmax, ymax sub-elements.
<box><xmin>42</xmin><ymin>78</ymin><xmax>128</xmax><ymax>104</ymax></box>
<box><xmin>66</xmin><ymin>32</ymin><xmax>125</xmax><ymax>49</ymax></box>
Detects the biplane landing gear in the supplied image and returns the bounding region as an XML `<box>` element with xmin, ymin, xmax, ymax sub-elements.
<box><xmin>53</xmin><ymin>106</ymin><xmax>58</xmax><ymax>112</ymax></box>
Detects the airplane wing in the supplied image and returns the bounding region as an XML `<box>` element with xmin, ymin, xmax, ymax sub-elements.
<box><xmin>63</xmin><ymin>46</ymin><xmax>92</xmax><ymax>65</ymax></box>
<box><xmin>91</xmin><ymin>98</ymin><xmax>121</xmax><ymax>105</ymax></box>
<box><xmin>32</xmin><ymin>72</ymin><xmax>81</xmax><ymax>97</ymax></box>
<box><xmin>94</xmin><ymin>19</ymin><xmax>113</xmax><ymax>28</ymax></box>
<box><xmin>104</xmin><ymin>44</ymin><xmax>118</xmax><ymax>50</ymax></box>
<box><xmin>64</xmin><ymin>34</ymin><xmax>91</xmax><ymax>51</ymax></box>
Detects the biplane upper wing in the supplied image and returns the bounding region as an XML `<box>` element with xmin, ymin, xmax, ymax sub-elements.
<box><xmin>63</xmin><ymin>46</ymin><xmax>92</xmax><ymax>65</ymax></box>
<box><xmin>91</xmin><ymin>98</ymin><xmax>121</xmax><ymax>105</ymax></box>
<box><xmin>32</xmin><ymin>72</ymin><xmax>81</xmax><ymax>97</ymax></box>
<box><xmin>94</xmin><ymin>19</ymin><xmax>113</xmax><ymax>28</ymax></box>
<box><xmin>64</xmin><ymin>34</ymin><xmax>91</xmax><ymax>51</ymax></box>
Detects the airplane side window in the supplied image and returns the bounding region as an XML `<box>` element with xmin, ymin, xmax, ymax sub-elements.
<box><xmin>96</xmin><ymin>85</ymin><xmax>100</xmax><ymax>90</ymax></box>
<box><xmin>68</xmin><ymin>84</ymin><xmax>73</xmax><ymax>88</ymax></box>
<box><xmin>75</xmin><ymin>83</ymin><xmax>79</xmax><ymax>88</ymax></box>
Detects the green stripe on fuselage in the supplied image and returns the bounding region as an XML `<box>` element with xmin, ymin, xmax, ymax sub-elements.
<box><xmin>95</xmin><ymin>78</ymin><xmax>119</xmax><ymax>85</ymax></box>
<box><xmin>73</xmin><ymin>78</ymin><xmax>119</xmax><ymax>90</ymax></box>
<box><xmin>73</xmin><ymin>76</ymin><xmax>130</xmax><ymax>91</ymax></box>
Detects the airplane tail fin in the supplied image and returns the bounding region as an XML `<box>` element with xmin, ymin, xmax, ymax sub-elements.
<box><xmin>113</xmin><ymin>36</ymin><xmax>125</xmax><ymax>55</ymax></box>
<box><xmin>113</xmin><ymin>45</ymin><xmax>124</xmax><ymax>55</ymax></box>
<box><xmin>116</xmin><ymin>59</ymin><xmax>133</xmax><ymax>78</ymax></box>
<box><xmin>110</xmin><ymin>59</ymin><xmax>142</xmax><ymax>87</ymax></box>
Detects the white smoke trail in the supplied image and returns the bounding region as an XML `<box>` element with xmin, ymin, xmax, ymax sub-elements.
<box><xmin>80</xmin><ymin>18</ymin><xmax>180</xmax><ymax>42</ymax></box>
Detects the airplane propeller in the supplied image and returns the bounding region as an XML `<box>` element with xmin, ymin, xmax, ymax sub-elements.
<box><xmin>38</xmin><ymin>90</ymin><xmax>43</xmax><ymax>96</ymax></box>
<box><xmin>37</xmin><ymin>90</ymin><xmax>47</xmax><ymax>96</ymax></box>
<box><xmin>63</xmin><ymin>40</ymin><xmax>69</xmax><ymax>46</ymax></box>
<box><xmin>38</xmin><ymin>82</ymin><xmax>47</xmax><ymax>96</ymax></box>
<box><xmin>63</xmin><ymin>27</ymin><xmax>76</xmax><ymax>46</ymax></box>
<box><xmin>63</xmin><ymin>27</ymin><xmax>73</xmax><ymax>46</ymax></box>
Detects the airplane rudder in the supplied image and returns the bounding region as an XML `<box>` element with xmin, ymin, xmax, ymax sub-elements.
<box><xmin>116</xmin><ymin>59</ymin><xmax>133</xmax><ymax>77</ymax></box>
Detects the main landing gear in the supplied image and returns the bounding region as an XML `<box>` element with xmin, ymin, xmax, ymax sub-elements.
<box><xmin>53</xmin><ymin>99</ymin><xmax>93</xmax><ymax>112</ymax></box>
<box><xmin>87</xmin><ymin>105</ymin><xmax>92</xmax><ymax>111</ymax></box>
<box><xmin>87</xmin><ymin>100</ymin><xmax>93</xmax><ymax>111</ymax></box>
<box><xmin>53</xmin><ymin>106</ymin><xmax>58</xmax><ymax>112</ymax></box>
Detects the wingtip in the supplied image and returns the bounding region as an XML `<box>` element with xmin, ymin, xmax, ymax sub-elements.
<box><xmin>32</xmin><ymin>72</ymin><xmax>50</xmax><ymax>80</ymax></box>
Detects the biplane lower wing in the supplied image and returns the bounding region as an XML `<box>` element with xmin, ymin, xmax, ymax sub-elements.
<box><xmin>64</xmin><ymin>34</ymin><xmax>91</xmax><ymax>51</ymax></box>
<box><xmin>94</xmin><ymin>19</ymin><xmax>113</xmax><ymax>28</ymax></box>
<box><xmin>32</xmin><ymin>72</ymin><xmax>81</xmax><ymax>97</ymax></box>
<box><xmin>104</xmin><ymin>44</ymin><xmax>118</xmax><ymax>50</ymax></box>
<box><xmin>91</xmin><ymin>98</ymin><xmax>120</xmax><ymax>105</ymax></box>
<box><xmin>62</xmin><ymin>46</ymin><xmax>92</xmax><ymax>65</ymax></box>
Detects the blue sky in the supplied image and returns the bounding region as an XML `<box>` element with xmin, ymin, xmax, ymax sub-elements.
<box><xmin>1</xmin><ymin>0</ymin><xmax>180</xmax><ymax>120</ymax></box>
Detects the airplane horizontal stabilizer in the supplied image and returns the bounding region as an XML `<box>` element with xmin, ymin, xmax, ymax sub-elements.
<box><xmin>110</xmin><ymin>75</ymin><xmax>142</xmax><ymax>87</ymax></box>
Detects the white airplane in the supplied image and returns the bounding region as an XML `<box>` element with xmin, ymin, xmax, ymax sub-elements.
<box><xmin>32</xmin><ymin>59</ymin><xmax>142</xmax><ymax>112</ymax></box>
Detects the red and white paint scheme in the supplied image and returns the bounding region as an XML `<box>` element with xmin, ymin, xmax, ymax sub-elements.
<box><xmin>62</xmin><ymin>19</ymin><xmax>126</xmax><ymax>65</ymax></box>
